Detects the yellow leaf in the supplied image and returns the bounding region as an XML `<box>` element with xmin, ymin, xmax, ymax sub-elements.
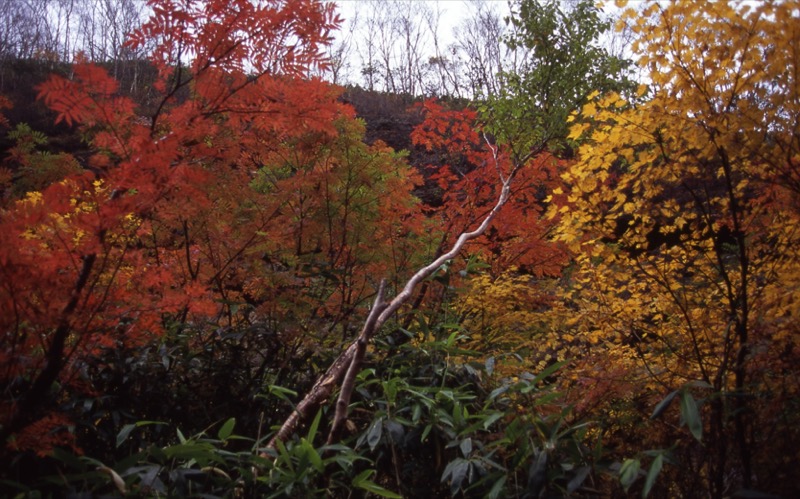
<box><xmin>568</xmin><ymin>123</ymin><xmax>589</xmax><ymax>140</ymax></box>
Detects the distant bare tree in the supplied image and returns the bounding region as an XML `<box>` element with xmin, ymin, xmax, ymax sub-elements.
<box><xmin>601</xmin><ymin>4</ymin><xmax>640</xmax><ymax>82</ymax></box>
<box><xmin>452</xmin><ymin>0</ymin><xmax>511</xmax><ymax>98</ymax></box>
<box><xmin>374</xmin><ymin>1</ymin><xmax>398</xmax><ymax>92</ymax></box>
<box><xmin>356</xmin><ymin>1</ymin><xmax>383</xmax><ymax>91</ymax></box>
<box><xmin>393</xmin><ymin>0</ymin><xmax>434</xmax><ymax>95</ymax></box>
<box><xmin>44</xmin><ymin>0</ymin><xmax>77</xmax><ymax>62</ymax></box>
<box><xmin>319</xmin><ymin>6</ymin><xmax>358</xmax><ymax>85</ymax></box>
<box><xmin>350</xmin><ymin>0</ymin><xmax>438</xmax><ymax>95</ymax></box>
<box><xmin>424</xmin><ymin>2</ymin><xmax>462</xmax><ymax>97</ymax></box>
<box><xmin>0</xmin><ymin>0</ymin><xmax>147</xmax><ymax>66</ymax></box>
<box><xmin>75</xmin><ymin>0</ymin><xmax>146</xmax><ymax>64</ymax></box>
<box><xmin>0</xmin><ymin>0</ymin><xmax>52</xmax><ymax>60</ymax></box>
<box><xmin>329</xmin><ymin>0</ymin><xmax>633</xmax><ymax>100</ymax></box>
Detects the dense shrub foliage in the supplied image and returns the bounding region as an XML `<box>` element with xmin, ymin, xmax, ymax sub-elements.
<box><xmin>1</xmin><ymin>1</ymin><xmax>799</xmax><ymax>498</ymax></box>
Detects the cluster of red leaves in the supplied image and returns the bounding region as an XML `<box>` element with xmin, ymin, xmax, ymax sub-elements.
<box><xmin>412</xmin><ymin>99</ymin><xmax>569</xmax><ymax>277</ymax></box>
<box><xmin>7</xmin><ymin>413</ymin><xmax>81</xmax><ymax>458</ymax></box>
<box><xmin>0</xmin><ymin>0</ymin><xmax>346</xmax><ymax>456</ymax></box>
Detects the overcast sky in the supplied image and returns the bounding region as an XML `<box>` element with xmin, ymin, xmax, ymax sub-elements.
<box><xmin>333</xmin><ymin>0</ymin><xmax>511</xmax><ymax>44</ymax></box>
<box><xmin>327</xmin><ymin>0</ymin><xmax>514</xmax><ymax>88</ymax></box>
<box><xmin>325</xmin><ymin>0</ymin><xmax>635</xmax><ymax>91</ymax></box>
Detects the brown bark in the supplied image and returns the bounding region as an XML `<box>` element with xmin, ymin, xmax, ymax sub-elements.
<box><xmin>0</xmin><ymin>253</ymin><xmax>96</xmax><ymax>447</ymax></box>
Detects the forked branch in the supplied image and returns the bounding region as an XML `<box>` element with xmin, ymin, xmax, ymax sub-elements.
<box><xmin>265</xmin><ymin>159</ymin><xmax>521</xmax><ymax>451</ymax></box>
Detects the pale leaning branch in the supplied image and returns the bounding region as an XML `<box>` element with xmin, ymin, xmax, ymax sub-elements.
<box><xmin>265</xmin><ymin>159</ymin><xmax>520</xmax><ymax>451</ymax></box>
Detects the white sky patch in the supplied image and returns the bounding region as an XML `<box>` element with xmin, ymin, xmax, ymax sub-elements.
<box><xmin>334</xmin><ymin>0</ymin><xmax>511</xmax><ymax>46</ymax></box>
<box><xmin>326</xmin><ymin>0</ymin><xmax>641</xmax><ymax>92</ymax></box>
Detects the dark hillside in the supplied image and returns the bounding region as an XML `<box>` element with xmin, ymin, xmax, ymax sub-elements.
<box><xmin>0</xmin><ymin>58</ymin><xmax>162</xmax><ymax>161</ymax></box>
<box><xmin>0</xmin><ymin>61</ymin><xmax>427</xmax><ymax>159</ymax></box>
<box><xmin>340</xmin><ymin>86</ymin><xmax>448</xmax><ymax>205</ymax></box>
<box><xmin>0</xmin><ymin>61</ymin><xmax>450</xmax><ymax>204</ymax></box>
<box><xmin>340</xmin><ymin>86</ymin><xmax>421</xmax><ymax>152</ymax></box>
<box><xmin>0</xmin><ymin>59</ymin><xmax>77</xmax><ymax>153</ymax></box>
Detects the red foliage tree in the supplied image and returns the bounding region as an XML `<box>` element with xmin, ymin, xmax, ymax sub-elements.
<box><xmin>0</xmin><ymin>0</ymin><xmax>344</xmax><ymax>455</ymax></box>
<box><xmin>411</xmin><ymin>99</ymin><xmax>568</xmax><ymax>277</ymax></box>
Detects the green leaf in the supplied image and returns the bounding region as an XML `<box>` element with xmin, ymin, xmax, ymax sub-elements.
<box><xmin>116</xmin><ymin>421</ymin><xmax>166</xmax><ymax>448</ymax></box>
<box><xmin>487</xmin><ymin>475</ymin><xmax>507</xmax><ymax>499</ymax></box>
<box><xmin>360</xmin><ymin>481</ymin><xmax>402</xmax><ymax>498</ymax></box>
<box><xmin>527</xmin><ymin>450</ymin><xmax>548</xmax><ymax>497</ymax></box>
<box><xmin>445</xmin><ymin>330</ymin><xmax>459</xmax><ymax>348</ymax></box>
<box><xmin>651</xmin><ymin>390</ymin><xmax>678</xmax><ymax>419</ymax></box>
<box><xmin>275</xmin><ymin>439</ymin><xmax>293</xmax><ymax>471</ymax></box>
<box><xmin>307</xmin><ymin>409</ymin><xmax>322</xmax><ymax>443</ymax></box>
<box><xmin>532</xmin><ymin>391</ymin><xmax>562</xmax><ymax>406</ymax></box>
<box><xmin>442</xmin><ymin>458</ymin><xmax>470</xmax><ymax>494</ymax></box>
<box><xmin>353</xmin><ymin>470</ymin><xmax>402</xmax><ymax>498</ymax></box>
<box><xmin>686</xmin><ymin>380</ymin><xmax>713</xmax><ymax>389</ymax></box>
<box><xmin>530</xmin><ymin>360</ymin><xmax>568</xmax><ymax>386</ymax></box>
<box><xmin>485</xmin><ymin>357</ymin><xmax>495</xmax><ymax>376</ymax></box>
<box><xmin>412</xmin><ymin>404</ymin><xmax>422</xmax><ymax>423</ymax></box>
<box><xmin>384</xmin><ymin>419</ymin><xmax>405</xmax><ymax>443</ymax></box>
<box><xmin>300</xmin><ymin>438</ymin><xmax>323</xmax><ymax>472</ymax></box>
<box><xmin>116</xmin><ymin>424</ymin><xmax>137</xmax><ymax>448</ymax></box>
<box><xmin>163</xmin><ymin>442</ymin><xmax>215</xmax><ymax>461</ymax></box>
<box><xmin>352</xmin><ymin>469</ymin><xmax>374</xmax><ymax>485</ymax></box>
<box><xmin>679</xmin><ymin>391</ymin><xmax>703</xmax><ymax>442</ymax></box>
<box><xmin>383</xmin><ymin>379</ymin><xmax>398</xmax><ymax>403</ymax></box>
<box><xmin>567</xmin><ymin>465</ymin><xmax>592</xmax><ymax>494</ymax></box>
<box><xmin>619</xmin><ymin>458</ymin><xmax>641</xmax><ymax>492</ymax></box>
<box><xmin>421</xmin><ymin>424</ymin><xmax>433</xmax><ymax>442</ymax></box>
<box><xmin>217</xmin><ymin>418</ymin><xmax>236</xmax><ymax>441</ymax></box>
<box><xmin>643</xmin><ymin>454</ymin><xmax>663</xmax><ymax>498</ymax></box>
<box><xmin>482</xmin><ymin>412</ymin><xmax>504</xmax><ymax>430</ymax></box>
<box><xmin>489</xmin><ymin>385</ymin><xmax>509</xmax><ymax>401</ymax></box>
<box><xmin>460</xmin><ymin>437</ymin><xmax>473</xmax><ymax>457</ymax></box>
<box><xmin>268</xmin><ymin>384</ymin><xmax>298</xmax><ymax>402</ymax></box>
<box><xmin>357</xmin><ymin>368</ymin><xmax>376</xmax><ymax>381</ymax></box>
<box><xmin>367</xmin><ymin>418</ymin><xmax>383</xmax><ymax>451</ymax></box>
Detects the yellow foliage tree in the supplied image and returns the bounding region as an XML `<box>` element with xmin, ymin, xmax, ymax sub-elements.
<box><xmin>458</xmin><ymin>270</ymin><xmax>560</xmax><ymax>377</ymax></box>
<box><xmin>554</xmin><ymin>1</ymin><xmax>800</xmax><ymax>496</ymax></box>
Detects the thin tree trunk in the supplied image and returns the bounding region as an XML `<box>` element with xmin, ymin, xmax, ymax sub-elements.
<box><xmin>0</xmin><ymin>253</ymin><xmax>96</xmax><ymax>446</ymax></box>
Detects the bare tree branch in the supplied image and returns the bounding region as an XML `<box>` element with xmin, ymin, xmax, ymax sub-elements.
<box><xmin>326</xmin><ymin>279</ymin><xmax>388</xmax><ymax>445</ymax></box>
<box><xmin>265</xmin><ymin>154</ymin><xmax>520</xmax><ymax>451</ymax></box>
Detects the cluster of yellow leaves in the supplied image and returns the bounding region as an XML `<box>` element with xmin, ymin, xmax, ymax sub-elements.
<box><xmin>548</xmin><ymin>0</ymin><xmax>800</xmax><ymax>474</ymax></box>
<box><xmin>458</xmin><ymin>270</ymin><xmax>602</xmax><ymax>378</ymax></box>
<box><xmin>458</xmin><ymin>271</ymin><xmax>550</xmax><ymax>375</ymax></box>
<box><xmin>18</xmin><ymin>179</ymin><xmax>105</xmax><ymax>249</ymax></box>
